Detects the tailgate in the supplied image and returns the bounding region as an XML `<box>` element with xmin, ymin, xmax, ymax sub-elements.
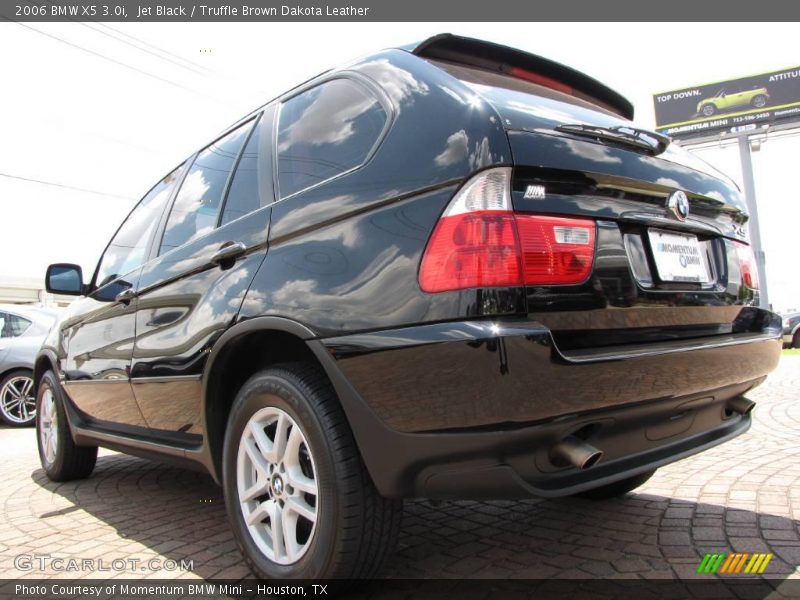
<box><xmin>422</xmin><ymin>43</ymin><xmax>764</xmax><ymax>348</ymax></box>
<box><xmin>505</xmin><ymin>128</ymin><xmax>757</xmax><ymax>341</ymax></box>
<box><xmin>507</xmin><ymin>128</ymin><xmax>747</xmax><ymax>240</ymax></box>
<box><xmin>462</xmin><ymin>70</ymin><xmax>759</xmax><ymax>347</ymax></box>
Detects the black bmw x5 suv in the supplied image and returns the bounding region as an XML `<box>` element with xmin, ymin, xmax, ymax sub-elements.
<box><xmin>37</xmin><ymin>34</ymin><xmax>782</xmax><ymax>579</ymax></box>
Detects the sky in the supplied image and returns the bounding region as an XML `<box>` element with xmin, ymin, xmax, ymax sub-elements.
<box><xmin>1</xmin><ymin>22</ymin><xmax>798</xmax><ymax>311</ymax></box>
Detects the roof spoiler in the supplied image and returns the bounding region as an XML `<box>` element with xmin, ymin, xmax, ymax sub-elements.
<box><xmin>407</xmin><ymin>34</ymin><xmax>634</xmax><ymax>120</ymax></box>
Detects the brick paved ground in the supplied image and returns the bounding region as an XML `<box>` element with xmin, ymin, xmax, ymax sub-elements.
<box><xmin>0</xmin><ymin>357</ymin><xmax>798</xmax><ymax>585</ymax></box>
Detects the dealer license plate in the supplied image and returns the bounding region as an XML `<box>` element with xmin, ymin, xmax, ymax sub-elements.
<box><xmin>647</xmin><ymin>229</ymin><xmax>710</xmax><ymax>283</ymax></box>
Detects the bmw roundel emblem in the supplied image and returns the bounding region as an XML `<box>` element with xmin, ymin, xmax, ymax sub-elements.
<box><xmin>667</xmin><ymin>190</ymin><xmax>690</xmax><ymax>221</ymax></box>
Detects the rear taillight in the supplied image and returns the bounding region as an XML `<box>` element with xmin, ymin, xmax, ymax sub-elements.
<box><xmin>516</xmin><ymin>214</ymin><xmax>596</xmax><ymax>285</ymax></box>
<box><xmin>419</xmin><ymin>168</ymin><xmax>596</xmax><ymax>293</ymax></box>
<box><xmin>734</xmin><ymin>242</ymin><xmax>759</xmax><ymax>289</ymax></box>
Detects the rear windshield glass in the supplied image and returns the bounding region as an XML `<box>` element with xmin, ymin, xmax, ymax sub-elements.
<box><xmin>431</xmin><ymin>60</ymin><xmax>620</xmax><ymax>118</ymax></box>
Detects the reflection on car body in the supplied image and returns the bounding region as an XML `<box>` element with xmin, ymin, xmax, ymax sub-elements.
<box><xmin>35</xmin><ymin>34</ymin><xmax>781</xmax><ymax>580</ymax></box>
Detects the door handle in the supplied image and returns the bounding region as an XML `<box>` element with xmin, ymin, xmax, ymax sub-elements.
<box><xmin>210</xmin><ymin>241</ymin><xmax>247</xmax><ymax>268</ymax></box>
<box><xmin>115</xmin><ymin>288</ymin><xmax>136</xmax><ymax>305</ymax></box>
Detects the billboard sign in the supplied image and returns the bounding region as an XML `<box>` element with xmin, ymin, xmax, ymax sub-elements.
<box><xmin>653</xmin><ymin>66</ymin><xmax>800</xmax><ymax>140</ymax></box>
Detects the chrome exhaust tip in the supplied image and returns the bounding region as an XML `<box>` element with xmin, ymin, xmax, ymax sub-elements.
<box><xmin>550</xmin><ymin>436</ymin><xmax>603</xmax><ymax>470</ymax></box>
<box><xmin>729</xmin><ymin>397</ymin><xmax>756</xmax><ymax>416</ymax></box>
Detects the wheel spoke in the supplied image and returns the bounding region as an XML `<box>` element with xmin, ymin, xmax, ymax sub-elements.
<box><xmin>21</xmin><ymin>379</ymin><xmax>33</xmax><ymax>397</ymax></box>
<box><xmin>284</xmin><ymin>426</ymin><xmax>303</xmax><ymax>467</ymax></box>
<box><xmin>4</xmin><ymin>398</ymin><xmax>21</xmax><ymax>411</ymax></box>
<box><xmin>281</xmin><ymin>507</ymin><xmax>299</xmax><ymax>562</ymax></box>
<box><xmin>45</xmin><ymin>395</ymin><xmax>53</xmax><ymax>419</ymax></box>
<box><xmin>245</xmin><ymin>499</ymin><xmax>271</xmax><ymax>527</ymax></box>
<box><xmin>249</xmin><ymin>421</ymin><xmax>275</xmax><ymax>462</ymax></box>
<box><xmin>243</xmin><ymin>437</ymin><xmax>272</xmax><ymax>480</ymax></box>
<box><xmin>285</xmin><ymin>497</ymin><xmax>316</xmax><ymax>523</ymax></box>
<box><xmin>47</xmin><ymin>432</ymin><xmax>57</xmax><ymax>460</ymax></box>
<box><xmin>239</xmin><ymin>479</ymin><xmax>267</xmax><ymax>503</ymax></box>
<box><xmin>272</xmin><ymin>413</ymin><xmax>289</xmax><ymax>463</ymax></box>
<box><xmin>268</xmin><ymin>499</ymin><xmax>286</xmax><ymax>559</ymax></box>
<box><xmin>6</xmin><ymin>385</ymin><xmax>21</xmax><ymax>400</ymax></box>
<box><xmin>287</xmin><ymin>470</ymin><xmax>317</xmax><ymax>495</ymax></box>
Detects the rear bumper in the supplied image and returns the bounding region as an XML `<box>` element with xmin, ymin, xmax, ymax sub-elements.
<box><xmin>314</xmin><ymin>314</ymin><xmax>781</xmax><ymax>499</ymax></box>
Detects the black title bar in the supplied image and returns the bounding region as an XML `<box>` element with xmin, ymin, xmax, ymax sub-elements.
<box><xmin>4</xmin><ymin>0</ymin><xmax>800</xmax><ymax>22</ymax></box>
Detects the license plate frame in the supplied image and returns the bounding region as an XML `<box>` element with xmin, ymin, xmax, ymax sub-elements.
<box><xmin>647</xmin><ymin>229</ymin><xmax>711</xmax><ymax>283</ymax></box>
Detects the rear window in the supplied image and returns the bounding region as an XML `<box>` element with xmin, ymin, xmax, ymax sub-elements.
<box><xmin>277</xmin><ymin>78</ymin><xmax>387</xmax><ymax>198</ymax></box>
<box><xmin>431</xmin><ymin>60</ymin><xmax>620</xmax><ymax>118</ymax></box>
<box><xmin>0</xmin><ymin>313</ymin><xmax>31</xmax><ymax>338</ymax></box>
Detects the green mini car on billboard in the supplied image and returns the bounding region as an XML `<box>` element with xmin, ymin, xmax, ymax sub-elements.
<box><xmin>697</xmin><ymin>87</ymin><xmax>770</xmax><ymax>116</ymax></box>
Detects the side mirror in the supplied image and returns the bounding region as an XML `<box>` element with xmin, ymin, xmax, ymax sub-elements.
<box><xmin>45</xmin><ymin>263</ymin><xmax>85</xmax><ymax>296</ymax></box>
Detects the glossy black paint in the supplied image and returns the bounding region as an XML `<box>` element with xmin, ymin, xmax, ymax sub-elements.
<box><xmin>37</xmin><ymin>36</ymin><xmax>783</xmax><ymax>498</ymax></box>
<box><xmin>130</xmin><ymin>206</ymin><xmax>270</xmax><ymax>437</ymax></box>
<box><xmin>240</xmin><ymin>49</ymin><xmax>518</xmax><ymax>335</ymax></box>
<box><xmin>322</xmin><ymin>317</ymin><xmax>781</xmax><ymax>432</ymax></box>
<box><xmin>58</xmin><ymin>272</ymin><xmax>148</xmax><ymax>429</ymax></box>
<box><xmin>509</xmin><ymin>131</ymin><xmax>747</xmax><ymax>236</ymax></box>
<box><xmin>129</xmin><ymin>107</ymin><xmax>275</xmax><ymax>439</ymax></box>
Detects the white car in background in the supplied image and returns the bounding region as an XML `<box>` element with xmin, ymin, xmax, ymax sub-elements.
<box><xmin>0</xmin><ymin>305</ymin><xmax>59</xmax><ymax>426</ymax></box>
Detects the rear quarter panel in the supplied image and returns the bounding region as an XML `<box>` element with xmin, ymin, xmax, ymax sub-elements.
<box><xmin>240</xmin><ymin>50</ymin><xmax>518</xmax><ymax>336</ymax></box>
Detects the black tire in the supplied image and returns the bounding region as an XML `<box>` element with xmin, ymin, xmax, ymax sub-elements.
<box><xmin>751</xmin><ymin>94</ymin><xmax>767</xmax><ymax>108</ymax></box>
<box><xmin>36</xmin><ymin>371</ymin><xmax>97</xmax><ymax>481</ymax></box>
<box><xmin>222</xmin><ymin>362</ymin><xmax>402</xmax><ymax>579</ymax></box>
<box><xmin>793</xmin><ymin>331</ymin><xmax>800</xmax><ymax>349</ymax></box>
<box><xmin>702</xmin><ymin>104</ymin><xmax>716</xmax><ymax>117</ymax></box>
<box><xmin>0</xmin><ymin>369</ymin><xmax>36</xmax><ymax>427</ymax></box>
<box><xmin>575</xmin><ymin>469</ymin><xmax>656</xmax><ymax>500</ymax></box>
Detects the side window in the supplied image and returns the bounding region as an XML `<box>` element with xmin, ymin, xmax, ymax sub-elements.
<box><xmin>96</xmin><ymin>164</ymin><xmax>184</xmax><ymax>288</ymax></box>
<box><xmin>277</xmin><ymin>79</ymin><xmax>387</xmax><ymax>198</ymax></box>
<box><xmin>0</xmin><ymin>313</ymin><xmax>32</xmax><ymax>338</ymax></box>
<box><xmin>159</xmin><ymin>121</ymin><xmax>254</xmax><ymax>255</ymax></box>
<box><xmin>220</xmin><ymin>118</ymin><xmax>263</xmax><ymax>226</ymax></box>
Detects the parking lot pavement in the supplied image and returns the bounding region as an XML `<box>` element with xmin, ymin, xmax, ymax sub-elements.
<box><xmin>0</xmin><ymin>357</ymin><xmax>798</xmax><ymax>583</ymax></box>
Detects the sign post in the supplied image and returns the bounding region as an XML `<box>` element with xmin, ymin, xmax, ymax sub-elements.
<box><xmin>653</xmin><ymin>66</ymin><xmax>800</xmax><ymax>310</ymax></box>
<box><xmin>736</xmin><ymin>134</ymin><xmax>769</xmax><ymax>308</ymax></box>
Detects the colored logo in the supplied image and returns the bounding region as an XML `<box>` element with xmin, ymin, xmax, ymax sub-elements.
<box><xmin>697</xmin><ymin>552</ymin><xmax>773</xmax><ymax>574</ymax></box>
<box><xmin>666</xmin><ymin>190</ymin><xmax>690</xmax><ymax>221</ymax></box>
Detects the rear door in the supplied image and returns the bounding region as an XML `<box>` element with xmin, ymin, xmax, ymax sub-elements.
<box><xmin>130</xmin><ymin>108</ymin><xmax>275</xmax><ymax>441</ymax></box>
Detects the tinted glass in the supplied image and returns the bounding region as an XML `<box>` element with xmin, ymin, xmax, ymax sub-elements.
<box><xmin>0</xmin><ymin>313</ymin><xmax>32</xmax><ymax>338</ymax></box>
<box><xmin>96</xmin><ymin>165</ymin><xmax>183</xmax><ymax>287</ymax></box>
<box><xmin>277</xmin><ymin>79</ymin><xmax>386</xmax><ymax>198</ymax></box>
<box><xmin>221</xmin><ymin>119</ymin><xmax>263</xmax><ymax>225</ymax></box>
<box><xmin>159</xmin><ymin>122</ymin><xmax>253</xmax><ymax>255</ymax></box>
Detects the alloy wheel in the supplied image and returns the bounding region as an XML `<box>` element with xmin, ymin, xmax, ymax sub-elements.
<box><xmin>1</xmin><ymin>375</ymin><xmax>36</xmax><ymax>424</ymax></box>
<box><xmin>237</xmin><ymin>406</ymin><xmax>319</xmax><ymax>565</ymax></box>
<box><xmin>38</xmin><ymin>388</ymin><xmax>58</xmax><ymax>464</ymax></box>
